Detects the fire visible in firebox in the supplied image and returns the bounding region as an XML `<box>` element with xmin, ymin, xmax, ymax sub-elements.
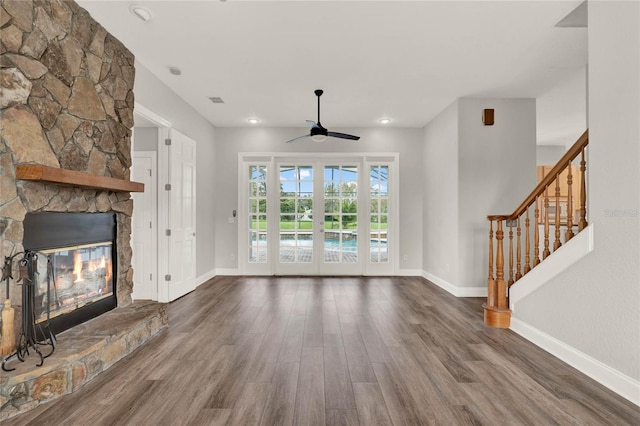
<box><xmin>35</xmin><ymin>242</ymin><xmax>114</xmax><ymax>323</ymax></box>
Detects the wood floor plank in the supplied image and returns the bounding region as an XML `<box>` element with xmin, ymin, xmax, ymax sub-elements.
<box><xmin>459</xmin><ymin>382</ymin><xmax>524</xmax><ymax>425</ymax></box>
<box><xmin>187</xmin><ymin>409</ymin><xmax>232</xmax><ymax>426</ymax></box>
<box><xmin>324</xmin><ymin>333</ymin><xmax>356</xmax><ymax>410</ymax></box>
<box><xmin>226</xmin><ymin>382</ymin><xmax>272</xmax><ymax>426</ymax></box>
<box><xmin>293</xmin><ymin>346</ymin><xmax>325</xmax><ymax>426</ymax></box>
<box><xmin>245</xmin><ymin>309</ymin><xmax>290</xmax><ymax>382</ymax></box>
<box><xmin>352</xmin><ymin>382</ymin><xmax>394</xmax><ymax>426</ymax></box>
<box><xmin>468</xmin><ymin>359</ymin><xmax>564</xmax><ymax>425</ymax></box>
<box><xmin>206</xmin><ymin>334</ymin><xmax>263</xmax><ymax>409</ymax></box>
<box><xmin>6</xmin><ymin>276</ymin><xmax>640</xmax><ymax>426</ymax></box>
<box><xmin>353</xmin><ymin>313</ymin><xmax>393</xmax><ymax>363</ymax></box>
<box><xmin>260</xmin><ymin>361</ymin><xmax>300</xmax><ymax>426</ymax></box>
<box><xmin>386</xmin><ymin>344</ymin><xmax>460</xmax><ymax>424</ymax></box>
<box><xmin>278</xmin><ymin>313</ymin><xmax>305</xmax><ymax>364</ymax></box>
<box><xmin>338</xmin><ymin>310</ymin><xmax>378</xmax><ymax>383</ymax></box>
<box><xmin>326</xmin><ymin>409</ymin><xmax>360</xmax><ymax>426</ymax></box>
<box><xmin>469</xmin><ymin>343</ymin><xmax>585</xmax><ymax>425</ymax></box>
<box><xmin>372</xmin><ymin>361</ymin><xmax>430</xmax><ymax>425</ymax></box>
<box><xmin>323</xmin><ymin>294</ymin><xmax>341</xmax><ymax>336</ymax></box>
<box><xmin>303</xmin><ymin>296</ymin><xmax>324</xmax><ymax>348</ymax></box>
<box><xmin>401</xmin><ymin>332</ymin><xmax>467</xmax><ymax>405</ymax></box>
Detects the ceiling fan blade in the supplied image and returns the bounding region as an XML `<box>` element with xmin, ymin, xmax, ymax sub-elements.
<box><xmin>306</xmin><ymin>120</ymin><xmax>318</xmax><ymax>128</ymax></box>
<box><xmin>327</xmin><ymin>131</ymin><xmax>360</xmax><ymax>141</ymax></box>
<box><xmin>286</xmin><ymin>134</ymin><xmax>311</xmax><ymax>143</ymax></box>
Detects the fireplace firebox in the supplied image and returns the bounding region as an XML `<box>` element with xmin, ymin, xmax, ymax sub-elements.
<box><xmin>23</xmin><ymin>212</ymin><xmax>118</xmax><ymax>336</ymax></box>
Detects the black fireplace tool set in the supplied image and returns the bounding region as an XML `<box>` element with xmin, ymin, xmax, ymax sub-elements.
<box><xmin>1</xmin><ymin>251</ymin><xmax>57</xmax><ymax>372</ymax></box>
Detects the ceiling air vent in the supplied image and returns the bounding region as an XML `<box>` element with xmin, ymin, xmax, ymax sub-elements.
<box><xmin>209</xmin><ymin>97</ymin><xmax>224</xmax><ymax>104</ymax></box>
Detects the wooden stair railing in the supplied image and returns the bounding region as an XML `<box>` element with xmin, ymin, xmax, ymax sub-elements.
<box><xmin>484</xmin><ymin>130</ymin><xmax>589</xmax><ymax>328</ymax></box>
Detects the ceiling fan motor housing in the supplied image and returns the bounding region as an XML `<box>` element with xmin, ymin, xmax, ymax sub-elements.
<box><xmin>310</xmin><ymin>124</ymin><xmax>327</xmax><ymax>136</ymax></box>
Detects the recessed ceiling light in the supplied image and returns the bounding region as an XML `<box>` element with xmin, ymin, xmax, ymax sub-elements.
<box><xmin>248</xmin><ymin>118</ymin><xmax>260</xmax><ymax>124</ymax></box>
<box><xmin>130</xmin><ymin>6</ymin><xmax>152</xmax><ymax>22</ymax></box>
<box><xmin>169</xmin><ymin>66</ymin><xmax>181</xmax><ymax>76</ymax></box>
<box><xmin>379</xmin><ymin>118</ymin><xmax>391</xmax><ymax>124</ymax></box>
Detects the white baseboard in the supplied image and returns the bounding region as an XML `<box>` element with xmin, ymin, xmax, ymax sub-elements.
<box><xmin>397</xmin><ymin>269</ymin><xmax>423</xmax><ymax>276</ymax></box>
<box><xmin>510</xmin><ymin>317</ymin><xmax>640</xmax><ymax>407</ymax></box>
<box><xmin>422</xmin><ymin>271</ymin><xmax>487</xmax><ymax>298</ymax></box>
<box><xmin>215</xmin><ymin>268</ymin><xmax>241</xmax><ymax>276</ymax></box>
<box><xmin>510</xmin><ymin>224</ymin><xmax>594</xmax><ymax>311</ymax></box>
<box><xmin>196</xmin><ymin>269</ymin><xmax>216</xmax><ymax>286</ymax></box>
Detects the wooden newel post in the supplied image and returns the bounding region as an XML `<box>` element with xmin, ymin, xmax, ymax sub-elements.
<box><xmin>484</xmin><ymin>218</ymin><xmax>511</xmax><ymax>328</ymax></box>
<box><xmin>487</xmin><ymin>220</ymin><xmax>495</xmax><ymax>308</ymax></box>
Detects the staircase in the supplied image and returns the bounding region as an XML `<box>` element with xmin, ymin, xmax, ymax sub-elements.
<box><xmin>483</xmin><ymin>130</ymin><xmax>589</xmax><ymax>328</ymax></box>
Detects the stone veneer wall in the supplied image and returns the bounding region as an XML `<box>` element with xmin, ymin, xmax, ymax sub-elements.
<box><xmin>0</xmin><ymin>0</ymin><xmax>136</xmax><ymax>343</ymax></box>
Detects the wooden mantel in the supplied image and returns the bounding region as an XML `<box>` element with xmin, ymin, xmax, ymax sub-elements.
<box><xmin>16</xmin><ymin>164</ymin><xmax>144</xmax><ymax>193</ymax></box>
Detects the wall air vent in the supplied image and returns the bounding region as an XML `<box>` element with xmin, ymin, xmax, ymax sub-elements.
<box><xmin>209</xmin><ymin>97</ymin><xmax>225</xmax><ymax>103</ymax></box>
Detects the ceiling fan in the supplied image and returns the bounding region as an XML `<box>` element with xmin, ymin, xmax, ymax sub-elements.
<box><xmin>286</xmin><ymin>89</ymin><xmax>360</xmax><ymax>143</ymax></box>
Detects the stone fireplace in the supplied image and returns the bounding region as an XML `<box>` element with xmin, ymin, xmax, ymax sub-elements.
<box><xmin>1</xmin><ymin>1</ymin><xmax>167</xmax><ymax>419</ymax></box>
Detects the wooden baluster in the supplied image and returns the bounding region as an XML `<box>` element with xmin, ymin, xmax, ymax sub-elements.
<box><xmin>534</xmin><ymin>198</ymin><xmax>540</xmax><ymax>266</ymax></box>
<box><xmin>524</xmin><ymin>208</ymin><xmax>531</xmax><ymax>274</ymax></box>
<box><xmin>543</xmin><ymin>186</ymin><xmax>550</xmax><ymax>259</ymax></box>
<box><xmin>487</xmin><ymin>220</ymin><xmax>495</xmax><ymax>308</ymax></box>
<box><xmin>554</xmin><ymin>175</ymin><xmax>562</xmax><ymax>250</ymax></box>
<box><xmin>579</xmin><ymin>147</ymin><xmax>588</xmax><ymax>231</ymax></box>
<box><xmin>495</xmin><ymin>220</ymin><xmax>507</xmax><ymax>309</ymax></box>
<box><xmin>566</xmin><ymin>161</ymin><xmax>575</xmax><ymax>241</ymax></box>
<box><xmin>508</xmin><ymin>221</ymin><xmax>514</xmax><ymax>286</ymax></box>
<box><xmin>516</xmin><ymin>217</ymin><xmax>522</xmax><ymax>281</ymax></box>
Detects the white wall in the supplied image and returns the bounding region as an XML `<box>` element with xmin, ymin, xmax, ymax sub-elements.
<box><xmin>537</xmin><ymin>145</ymin><xmax>566</xmax><ymax>165</ymax></box>
<box><xmin>133</xmin><ymin>127</ymin><xmax>158</xmax><ymax>152</ymax></box>
<box><xmin>513</xmin><ymin>0</ymin><xmax>640</xmax><ymax>382</ymax></box>
<box><xmin>422</xmin><ymin>98</ymin><xmax>536</xmax><ymax>292</ymax></box>
<box><xmin>133</xmin><ymin>62</ymin><xmax>217</xmax><ymax>279</ymax></box>
<box><xmin>458</xmin><ymin>98</ymin><xmax>537</xmax><ymax>288</ymax></box>
<box><xmin>537</xmin><ymin>66</ymin><xmax>588</xmax><ymax>148</ymax></box>
<box><xmin>423</xmin><ymin>101</ymin><xmax>459</xmax><ymax>284</ymax></box>
<box><xmin>214</xmin><ymin>127</ymin><xmax>424</xmax><ymax>272</ymax></box>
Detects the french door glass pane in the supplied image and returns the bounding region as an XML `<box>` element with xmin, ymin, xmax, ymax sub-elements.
<box><xmin>324</xmin><ymin>165</ymin><xmax>358</xmax><ymax>263</ymax></box>
<box><xmin>248</xmin><ymin>165</ymin><xmax>267</xmax><ymax>263</ymax></box>
<box><xmin>280</xmin><ymin>165</ymin><xmax>313</xmax><ymax>263</ymax></box>
<box><xmin>370</xmin><ymin>165</ymin><xmax>388</xmax><ymax>263</ymax></box>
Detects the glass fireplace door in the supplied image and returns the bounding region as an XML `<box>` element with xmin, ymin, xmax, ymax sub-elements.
<box><xmin>35</xmin><ymin>242</ymin><xmax>114</xmax><ymax>325</ymax></box>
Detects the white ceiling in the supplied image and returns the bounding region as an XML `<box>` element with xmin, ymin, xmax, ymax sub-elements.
<box><xmin>78</xmin><ymin>0</ymin><xmax>587</xmax><ymax>135</ymax></box>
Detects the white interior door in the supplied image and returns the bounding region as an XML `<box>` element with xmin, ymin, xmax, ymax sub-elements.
<box><xmin>131</xmin><ymin>151</ymin><xmax>157</xmax><ymax>300</ymax></box>
<box><xmin>166</xmin><ymin>129</ymin><xmax>197</xmax><ymax>300</ymax></box>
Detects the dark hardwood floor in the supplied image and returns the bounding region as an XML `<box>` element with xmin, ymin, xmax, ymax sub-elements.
<box><xmin>6</xmin><ymin>276</ymin><xmax>640</xmax><ymax>425</ymax></box>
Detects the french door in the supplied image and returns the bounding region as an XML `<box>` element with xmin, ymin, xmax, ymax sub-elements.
<box><xmin>241</xmin><ymin>155</ymin><xmax>396</xmax><ymax>276</ymax></box>
<box><xmin>274</xmin><ymin>161</ymin><xmax>362</xmax><ymax>275</ymax></box>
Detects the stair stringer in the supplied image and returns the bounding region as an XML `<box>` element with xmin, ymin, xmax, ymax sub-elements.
<box><xmin>509</xmin><ymin>224</ymin><xmax>594</xmax><ymax>311</ymax></box>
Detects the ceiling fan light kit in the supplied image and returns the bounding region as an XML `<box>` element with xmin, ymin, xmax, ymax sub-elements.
<box><xmin>286</xmin><ymin>90</ymin><xmax>361</xmax><ymax>143</ymax></box>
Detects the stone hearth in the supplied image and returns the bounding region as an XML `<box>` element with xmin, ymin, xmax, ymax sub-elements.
<box><xmin>0</xmin><ymin>301</ymin><xmax>167</xmax><ymax>420</ymax></box>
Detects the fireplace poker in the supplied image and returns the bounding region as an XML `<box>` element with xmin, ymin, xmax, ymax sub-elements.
<box><xmin>1</xmin><ymin>252</ymin><xmax>18</xmax><ymax>356</ymax></box>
